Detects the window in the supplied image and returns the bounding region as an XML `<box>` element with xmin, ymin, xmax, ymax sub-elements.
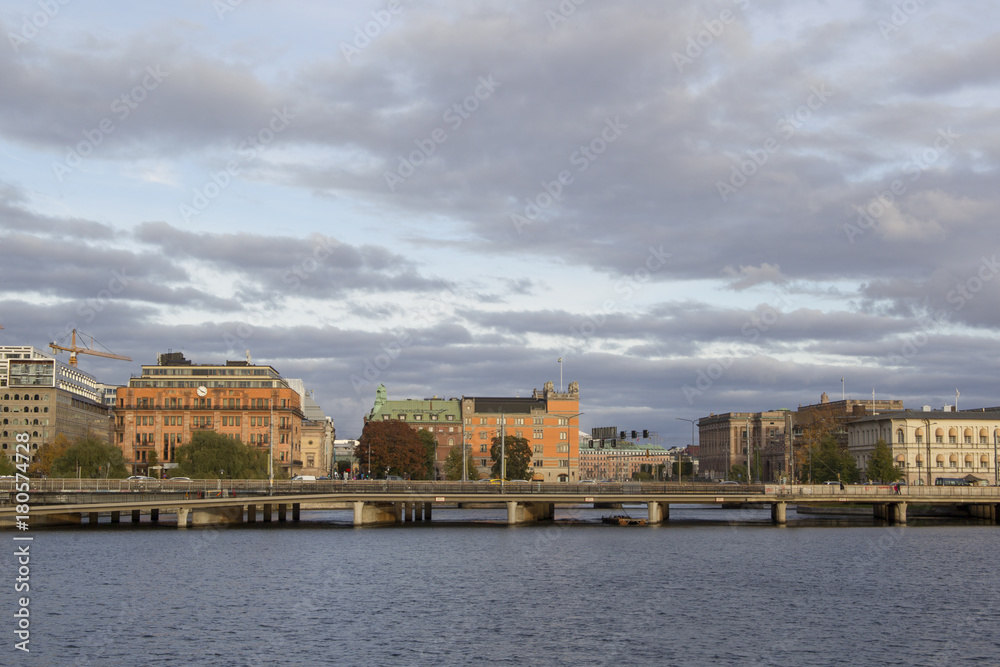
<box><xmin>533</xmin><ymin>460</ymin><xmax>543</xmax><ymax>467</ymax></box>
<box><xmin>557</xmin><ymin>444</ymin><xmax>569</xmax><ymax>453</ymax></box>
<box><xmin>430</xmin><ymin>414</ymin><xmax>437</xmax><ymax>421</ymax></box>
<box><xmin>915</xmin><ymin>435</ymin><xmax>923</xmax><ymax>444</ymax></box>
<box><xmin>896</xmin><ymin>429</ymin><xmax>904</xmax><ymax>444</ymax></box>
<box><xmin>514</xmin><ymin>418</ymin><xmax>524</xmax><ymax>425</ymax></box>
<box><xmin>533</xmin><ymin>445</ymin><xmax>544</xmax><ymax>453</ymax></box>
<box><xmin>936</xmin><ymin>435</ymin><xmax>943</xmax><ymax>444</ymax></box>
<box><xmin>480</xmin><ymin>459</ymin><xmax>487</xmax><ymax>467</ymax></box>
<box><xmin>414</xmin><ymin>414</ymin><xmax>422</xmax><ymax>421</ymax></box>
<box><xmin>479</xmin><ymin>444</ymin><xmax>487</xmax><ymax>453</ymax></box>
<box><xmin>534</xmin><ymin>430</ymin><xmax>543</xmax><ymax>439</ymax></box>
<box><xmin>560</xmin><ymin>432</ymin><xmax>567</xmax><ymax>440</ymax></box>
<box><xmin>383</xmin><ymin>415</ymin><xmax>390</xmax><ymax>420</ymax></box>
<box><xmin>559</xmin><ymin>460</ymin><xmax>568</xmax><ymax>467</ymax></box>
<box><xmin>949</xmin><ymin>435</ymin><xmax>957</xmax><ymax>444</ymax></box>
<box><xmin>446</xmin><ymin>415</ymin><xmax>454</xmax><ymax>421</ymax></box>
<box><xmin>398</xmin><ymin>414</ymin><xmax>406</xmax><ymax>420</ymax></box>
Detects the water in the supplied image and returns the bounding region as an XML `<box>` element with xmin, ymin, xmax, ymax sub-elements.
<box><xmin>10</xmin><ymin>507</ymin><xmax>1000</xmax><ymax>666</ymax></box>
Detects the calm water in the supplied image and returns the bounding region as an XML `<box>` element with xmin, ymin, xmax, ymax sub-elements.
<box><xmin>10</xmin><ymin>506</ymin><xmax>1000</xmax><ymax>666</ymax></box>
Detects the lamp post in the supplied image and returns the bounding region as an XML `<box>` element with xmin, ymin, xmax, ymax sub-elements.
<box><xmin>675</xmin><ymin>417</ymin><xmax>696</xmax><ymax>484</ymax></box>
<box><xmin>921</xmin><ymin>418</ymin><xmax>937</xmax><ymax>486</ymax></box>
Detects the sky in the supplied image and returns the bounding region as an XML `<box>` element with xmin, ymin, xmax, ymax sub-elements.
<box><xmin>1</xmin><ymin>0</ymin><xmax>999</xmax><ymax>443</ymax></box>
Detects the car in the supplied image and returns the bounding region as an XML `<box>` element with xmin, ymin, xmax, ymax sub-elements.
<box><xmin>291</xmin><ymin>475</ymin><xmax>317</xmax><ymax>481</ymax></box>
<box><xmin>167</xmin><ymin>476</ymin><xmax>192</xmax><ymax>482</ymax></box>
<box><xmin>126</xmin><ymin>475</ymin><xmax>156</xmax><ymax>481</ymax></box>
<box><xmin>718</xmin><ymin>480</ymin><xmax>740</xmax><ymax>485</ymax></box>
<box><xmin>823</xmin><ymin>481</ymin><xmax>841</xmax><ymax>486</ymax></box>
<box><xmin>580</xmin><ymin>479</ymin><xmax>599</xmax><ymax>484</ymax></box>
<box><xmin>385</xmin><ymin>475</ymin><xmax>402</xmax><ymax>481</ymax></box>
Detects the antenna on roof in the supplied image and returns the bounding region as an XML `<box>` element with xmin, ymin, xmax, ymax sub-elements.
<box><xmin>246</xmin><ymin>350</ymin><xmax>252</xmax><ymax>365</ymax></box>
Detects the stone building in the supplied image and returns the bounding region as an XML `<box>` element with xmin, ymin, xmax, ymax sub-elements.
<box><xmin>847</xmin><ymin>408</ymin><xmax>1000</xmax><ymax>485</ymax></box>
<box><xmin>298</xmin><ymin>391</ymin><xmax>335</xmax><ymax>476</ymax></box>
<box><xmin>365</xmin><ymin>385</ymin><xmax>462</xmax><ymax>479</ymax></box>
<box><xmin>0</xmin><ymin>346</ymin><xmax>112</xmax><ymax>464</ymax></box>
<box><xmin>698</xmin><ymin>410</ymin><xmax>787</xmax><ymax>482</ymax></box>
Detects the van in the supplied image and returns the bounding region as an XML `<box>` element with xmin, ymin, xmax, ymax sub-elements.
<box><xmin>291</xmin><ymin>475</ymin><xmax>317</xmax><ymax>482</ymax></box>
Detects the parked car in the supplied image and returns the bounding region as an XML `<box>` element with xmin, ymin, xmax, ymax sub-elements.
<box><xmin>291</xmin><ymin>475</ymin><xmax>317</xmax><ymax>482</ymax></box>
<box><xmin>126</xmin><ymin>475</ymin><xmax>156</xmax><ymax>481</ymax></box>
<box><xmin>385</xmin><ymin>475</ymin><xmax>402</xmax><ymax>481</ymax></box>
<box><xmin>167</xmin><ymin>476</ymin><xmax>192</xmax><ymax>482</ymax></box>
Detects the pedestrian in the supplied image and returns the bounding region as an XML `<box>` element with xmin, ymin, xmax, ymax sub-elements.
<box><xmin>839</xmin><ymin>481</ymin><xmax>845</xmax><ymax>491</ymax></box>
<box><xmin>894</xmin><ymin>482</ymin><xmax>900</xmax><ymax>495</ymax></box>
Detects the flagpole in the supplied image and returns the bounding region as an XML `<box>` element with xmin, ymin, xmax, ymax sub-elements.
<box><xmin>558</xmin><ymin>358</ymin><xmax>563</xmax><ymax>392</ymax></box>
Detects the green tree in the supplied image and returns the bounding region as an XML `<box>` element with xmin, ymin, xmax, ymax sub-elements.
<box><xmin>417</xmin><ymin>429</ymin><xmax>438</xmax><ymax>479</ymax></box>
<box><xmin>728</xmin><ymin>464</ymin><xmax>749</xmax><ymax>483</ymax></box>
<box><xmin>51</xmin><ymin>435</ymin><xmax>128</xmax><ymax>478</ymax></box>
<box><xmin>0</xmin><ymin>455</ymin><xmax>16</xmax><ymax>476</ymax></box>
<box><xmin>489</xmin><ymin>435</ymin><xmax>532</xmax><ymax>480</ymax></box>
<box><xmin>809</xmin><ymin>433</ymin><xmax>860</xmax><ymax>484</ymax></box>
<box><xmin>672</xmin><ymin>460</ymin><xmax>694</xmax><ymax>477</ymax></box>
<box><xmin>356</xmin><ymin>420</ymin><xmax>431</xmax><ymax>479</ymax></box>
<box><xmin>173</xmin><ymin>431</ymin><xmax>272</xmax><ymax>479</ymax></box>
<box><xmin>866</xmin><ymin>439</ymin><xmax>902</xmax><ymax>484</ymax></box>
<box><xmin>443</xmin><ymin>446</ymin><xmax>480</xmax><ymax>481</ymax></box>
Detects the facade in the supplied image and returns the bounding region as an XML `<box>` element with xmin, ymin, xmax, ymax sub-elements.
<box><xmin>579</xmin><ymin>439</ymin><xmax>672</xmax><ymax>481</ymax></box>
<box><xmin>698</xmin><ymin>410</ymin><xmax>787</xmax><ymax>482</ymax></box>
<box><xmin>298</xmin><ymin>391</ymin><xmax>335</xmax><ymax>477</ymax></box>
<box><xmin>462</xmin><ymin>381</ymin><xmax>581</xmax><ymax>482</ymax></box>
<box><xmin>332</xmin><ymin>439</ymin><xmax>360</xmax><ymax>477</ymax></box>
<box><xmin>0</xmin><ymin>346</ymin><xmax>112</xmax><ymax>463</ymax></box>
<box><xmin>114</xmin><ymin>352</ymin><xmax>303</xmax><ymax>476</ymax></box>
<box><xmin>366</xmin><ymin>385</ymin><xmax>462</xmax><ymax>479</ymax></box>
<box><xmin>847</xmin><ymin>408</ymin><xmax>1000</xmax><ymax>485</ymax></box>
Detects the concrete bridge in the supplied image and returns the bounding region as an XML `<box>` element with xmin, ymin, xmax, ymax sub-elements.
<box><xmin>2</xmin><ymin>479</ymin><xmax>999</xmax><ymax>528</ymax></box>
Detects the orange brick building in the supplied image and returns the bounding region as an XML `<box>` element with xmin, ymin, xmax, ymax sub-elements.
<box><xmin>114</xmin><ymin>352</ymin><xmax>302</xmax><ymax>476</ymax></box>
<box><xmin>462</xmin><ymin>380</ymin><xmax>581</xmax><ymax>482</ymax></box>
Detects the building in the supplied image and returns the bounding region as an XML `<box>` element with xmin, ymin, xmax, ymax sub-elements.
<box><xmin>0</xmin><ymin>345</ymin><xmax>112</xmax><ymax>464</ymax></box>
<box><xmin>462</xmin><ymin>380</ymin><xmax>581</xmax><ymax>482</ymax></box>
<box><xmin>366</xmin><ymin>385</ymin><xmax>462</xmax><ymax>479</ymax></box>
<box><xmin>847</xmin><ymin>407</ymin><xmax>1000</xmax><ymax>485</ymax></box>
<box><xmin>332</xmin><ymin>439</ymin><xmax>360</xmax><ymax>477</ymax></box>
<box><xmin>698</xmin><ymin>410</ymin><xmax>787</xmax><ymax>482</ymax></box>
<box><xmin>298</xmin><ymin>390</ymin><xmax>335</xmax><ymax>477</ymax></box>
<box><xmin>579</xmin><ymin>438</ymin><xmax>672</xmax><ymax>481</ymax></box>
<box><xmin>114</xmin><ymin>352</ymin><xmax>303</xmax><ymax>476</ymax></box>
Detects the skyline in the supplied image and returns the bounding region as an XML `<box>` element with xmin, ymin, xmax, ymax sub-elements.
<box><xmin>2</xmin><ymin>1</ymin><xmax>999</xmax><ymax>441</ymax></box>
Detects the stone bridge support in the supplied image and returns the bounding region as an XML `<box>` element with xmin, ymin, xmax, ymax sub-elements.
<box><xmin>647</xmin><ymin>501</ymin><xmax>667</xmax><ymax>524</ymax></box>
<box><xmin>967</xmin><ymin>504</ymin><xmax>998</xmax><ymax>523</ymax></box>
<box><xmin>352</xmin><ymin>501</ymin><xmax>399</xmax><ymax>526</ymax></box>
<box><xmin>770</xmin><ymin>502</ymin><xmax>787</xmax><ymax>525</ymax></box>
<box><xmin>505</xmin><ymin>501</ymin><xmax>554</xmax><ymax>525</ymax></box>
<box><xmin>191</xmin><ymin>505</ymin><xmax>244</xmax><ymax>527</ymax></box>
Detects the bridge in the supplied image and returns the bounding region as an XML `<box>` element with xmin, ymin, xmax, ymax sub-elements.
<box><xmin>3</xmin><ymin>479</ymin><xmax>999</xmax><ymax>528</ymax></box>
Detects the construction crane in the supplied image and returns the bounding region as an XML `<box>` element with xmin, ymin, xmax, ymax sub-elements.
<box><xmin>49</xmin><ymin>329</ymin><xmax>132</xmax><ymax>367</ymax></box>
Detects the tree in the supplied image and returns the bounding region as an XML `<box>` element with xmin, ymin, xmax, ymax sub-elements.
<box><xmin>443</xmin><ymin>446</ymin><xmax>480</xmax><ymax>481</ymax></box>
<box><xmin>417</xmin><ymin>429</ymin><xmax>438</xmax><ymax>479</ymax></box>
<box><xmin>51</xmin><ymin>435</ymin><xmax>128</xmax><ymax>478</ymax></box>
<box><xmin>489</xmin><ymin>435</ymin><xmax>532</xmax><ymax>481</ymax></box>
<box><xmin>808</xmin><ymin>433</ymin><xmax>860</xmax><ymax>484</ymax></box>
<box><xmin>29</xmin><ymin>433</ymin><xmax>72</xmax><ymax>477</ymax></box>
<box><xmin>866</xmin><ymin>439</ymin><xmax>902</xmax><ymax>484</ymax></box>
<box><xmin>0</xmin><ymin>455</ymin><xmax>16</xmax><ymax>476</ymax></box>
<box><xmin>728</xmin><ymin>464</ymin><xmax>749</xmax><ymax>483</ymax></box>
<box><xmin>672</xmin><ymin>460</ymin><xmax>694</xmax><ymax>477</ymax></box>
<box><xmin>173</xmin><ymin>431</ymin><xmax>272</xmax><ymax>479</ymax></box>
<box><xmin>356</xmin><ymin>420</ymin><xmax>431</xmax><ymax>479</ymax></box>
<box><xmin>147</xmin><ymin>449</ymin><xmax>160</xmax><ymax>478</ymax></box>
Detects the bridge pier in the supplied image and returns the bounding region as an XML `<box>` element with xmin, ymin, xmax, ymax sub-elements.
<box><xmin>150</xmin><ymin>509</ymin><xmax>159</xmax><ymax>523</ymax></box>
<box><xmin>278</xmin><ymin>504</ymin><xmax>287</xmax><ymax>522</ymax></box>
<box><xmin>247</xmin><ymin>504</ymin><xmax>257</xmax><ymax>523</ymax></box>
<box><xmin>110</xmin><ymin>511</ymin><xmax>120</xmax><ymax>524</ymax></box>
<box><xmin>505</xmin><ymin>501</ymin><xmax>554</xmax><ymax>525</ymax></box>
<box><xmin>131</xmin><ymin>509</ymin><xmax>141</xmax><ymax>523</ymax></box>
<box><xmin>191</xmin><ymin>506</ymin><xmax>244</xmax><ymax>527</ymax></box>
<box><xmin>352</xmin><ymin>501</ymin><xmax>398</xmax><ymax>526</ymax></box>
<box><xmin>263</xmin><ymin>503</ymin><xmax>272</xmax><ymax>522</ymax></box>
<box><xmin>424</xmin><ymin>502</ymin><xmax>432</xmax><ymax>521</ymax></box>
<box><xmin>890</xmin><ymin>502</ymin><xmax>907</xmax><ymax>525</ymax></box>
<box><xmin>292</xmin><ymin>503</ymin><xmax>300</xmax><ymax>521</ymax></box>
<box><xmin>177</xmin><ymin>507</ymin><xmax>189</xmax><ymax>528</ymax></box>
<box><xmin>647</xmin><ymin>501</ymin><xmax>665</xmax><ymax>525</ymax></box>
<box><xmin>88</xmin><ymin>512</ymin><xmax>99</xmax><ymax>525</ymax></box>
<box><xmin>771</xmin><ymin>502</ymin><xmax>787</xmax><ymax>525</ymax></box>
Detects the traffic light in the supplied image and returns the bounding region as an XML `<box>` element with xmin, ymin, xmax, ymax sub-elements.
<box><xmin>642</xmin><ymin>429</ymin><xmax>649</xmax><ymax>438</ymax></box>
<box><xmin>619</xmin><ymin>431</ymin><xmax>626</xmax><ymax>439</ymax></box>
<box><xmin>631</xmin><ymin>430</ymin><xmax>637</xmax><ymax>439</ymax></box>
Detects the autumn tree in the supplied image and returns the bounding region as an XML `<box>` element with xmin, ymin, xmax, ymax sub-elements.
<box><xmin>808</xmin><ymin>433</ymin><xmax>860</xmax><ymax>484</ymax></box>
<box><xmin>443</xmin><ymin>446</ymin><xmax>480</xmax><ymax>481</ymax></box>
<box><xmin>0</xmin><ymin>455</ymin><xmax>15</xmax><ymax>476</ymax></box>
<box><xmin>356</xmin><ymin>420</ymin><xmax>431</xmax><ymax>479</ymax></box>
<box><xmin>173</xmin><ymin>431</ymin><xmax>272</xmax><ymax>479</ymax></box>
<box><xmin>28</xmin><ymin>433</ymin><xmax>72</xmax><ymax>477</ymax></box>
<box><xmin>489</xmin><ymin>435</ymin><xmax>532</xmax><ymax>480</ymax></box>
<box><xmin>51</xmin><ymin>435</ymin><xmax>128</xmax><ymax>478</ymax></box>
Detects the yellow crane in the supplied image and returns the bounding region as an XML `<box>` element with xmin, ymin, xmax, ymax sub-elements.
<box><xmin>49</xmin><ymin>329</ymin><xmax>132</xmax><ymax>367</ymax></box>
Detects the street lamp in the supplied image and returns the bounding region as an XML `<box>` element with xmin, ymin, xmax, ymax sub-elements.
<box><xmin>675</xmin><ymin>417</ymin><xmax>696</xmax><ymax>484</ymax></box>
